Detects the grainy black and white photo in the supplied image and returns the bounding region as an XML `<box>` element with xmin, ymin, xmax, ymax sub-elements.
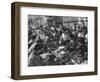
<box><xmin>28</xmin><ymin>15</ymin><xmax>88</xmax><ymax>66</ymax></box>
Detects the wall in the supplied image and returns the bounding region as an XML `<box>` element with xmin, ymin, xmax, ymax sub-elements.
<box><xmin>0</xmin><ymin>0</ymin><xmax>100</xmax><ymax>82</ymax></box>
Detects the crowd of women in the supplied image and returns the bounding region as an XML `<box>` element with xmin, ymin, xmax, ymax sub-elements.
<box><xmin>28</xmin><ymin>16</ymin><xmax>88</xmax><ymax>66</ymax></box>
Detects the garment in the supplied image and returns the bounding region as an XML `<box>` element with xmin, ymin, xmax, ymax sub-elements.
<box><xmin>28</xmin><ymin>54</ymin><xmax>42</xmax><ymax>66</ymax></box>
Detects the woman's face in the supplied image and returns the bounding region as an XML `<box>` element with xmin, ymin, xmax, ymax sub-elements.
<box><xmin>40</xmin><ymin>53</ymin><xmax>49</xmax><ymax>59</ymax></box>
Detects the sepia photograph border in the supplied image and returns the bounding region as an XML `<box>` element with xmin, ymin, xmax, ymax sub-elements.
<box><xmin>11</xmin><ymin>2</ymin><xmax>98</xmax><ymax>80</ymax></box>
